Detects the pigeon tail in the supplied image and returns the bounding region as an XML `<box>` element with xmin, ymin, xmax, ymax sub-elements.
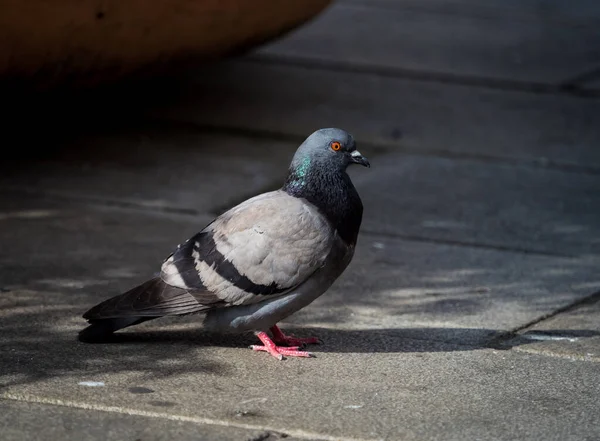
<box><xmin>78</xmin><ymin>317</ymin><xmax>156</xmax><ymax>343</ymax></box>
<box><xmin>78</xmin><ymin>276</ymin><xmax>210</xmax><ymax>343</ymax></box>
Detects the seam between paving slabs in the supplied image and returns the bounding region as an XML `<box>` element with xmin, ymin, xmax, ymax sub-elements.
<box><xmin>0</xmin><ymin>395</ymin><xmax>383</xmax><ymax>441</ymax></box>
<box><xmin>488</xmin><ymin>289</ymin><xmax>600</xmax><ymax>349</ymax></box>
<box><xmin>0</xmin><ymin>186</ymin><xmax>201</xmax><ymax>216</ymax></box>
<box><xmin>0</xmin><ymin>185</ymin><xmax>579</xmax><ymax>259</ymax></box>
<box><xmin>147</xmin><ymin>121</ymin><xmax>600</xmax><ymax>176</ymax></box>
<box><xmin>247</xmin><ymin>53</ymin><xmax>600</xmax><ymax>100</ymax></box>
<box><xmin>362</xmin><ymin>229</ymin><xmax>575</xmax><ymax>258</ymax></box>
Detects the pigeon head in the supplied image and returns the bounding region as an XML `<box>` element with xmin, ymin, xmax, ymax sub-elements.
<box><xmin>283</xmin><ymin>128</ymin><xmax>368</xmax><ymax>245</ymax></box>
<box><xmin>289</xmin><ymin>128</ymin><xmax>370</xmax><ymax>173</ymax></box>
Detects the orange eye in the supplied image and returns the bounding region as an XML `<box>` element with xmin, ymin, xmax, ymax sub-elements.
<box><xmin>331</xmin><ymin>141</ymin><xmax>342</xmax><ymax>151</ymax></box>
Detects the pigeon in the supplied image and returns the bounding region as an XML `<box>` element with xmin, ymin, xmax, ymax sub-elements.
<box><xmin>79</xmin><ymin>128</ymin><xmax>370</xmax><ymax>359</ymax></box>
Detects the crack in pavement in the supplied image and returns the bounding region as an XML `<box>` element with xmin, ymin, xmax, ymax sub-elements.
<box><xmin>361</xmin><ymin>229</ymin><xmax>575</xmax><ymax>258</ymax></box>
<box><xmin>487</xmin><ymin>289</ymin><xmax>600</xmax><ymax>348</ymax></box>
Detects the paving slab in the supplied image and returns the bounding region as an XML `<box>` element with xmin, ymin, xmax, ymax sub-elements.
<box><xmin>5</xmin><ymin>131</ymin><xmax>598</xmax><ymax>259</ymax></box>
<box><xmin>0</xmin><ymin>195</ymin><xmax>213</xmax><ymax>291</ymax></box>
<box><xmin>350</xmin><ymin>153</ymin><xmax>600</xmax><ymax>257</ymax></box>
<box><xmin>153</xmin><ymin>60</ymin><xmax>600</xmax><ymax>170</ymax></box>
<box><xmin>259</xmin><ymin>2</ymin><xmax>600</xmax><ymax>84</ymax></box>
<box><xmin>0</xmin><ymin>399</ymin><xmax>295</xmax><ymax>441</ymax></box>
<box><xmin>0</xmin><ymin>128</ymin><xmax>294</xmax><ymax>214</ymax></box>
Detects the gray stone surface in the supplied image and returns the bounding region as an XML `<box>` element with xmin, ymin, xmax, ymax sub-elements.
<box><xmin>0</xmin><ymin>399</ymin><xmax>294</xmax><ymax>441</ymax></box>
<box><xmin>350</xmin><ymin>153</ymin><xmax>600</xmax><ymax>257</ymax></box>
<box><xmin>0</xmin><ymin>194</ymin><xmax>213</xmax><ymax>293</ymax></box>
<box><xmin>260</xmin><ymin>2</ymin><xmax>600</xmax><ymax>84</ymax></box>
<box><xmin>154</xmin><ymin>61</ymin><xmax>600</xmax><ymax>170</ymax></box>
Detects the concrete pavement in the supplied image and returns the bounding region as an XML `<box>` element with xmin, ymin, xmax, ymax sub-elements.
<box><xmin>2</xmin><ymin>1</ymin><xmax>600</xmax><ymax>440</ymax></box>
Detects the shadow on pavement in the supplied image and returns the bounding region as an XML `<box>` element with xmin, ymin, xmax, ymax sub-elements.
<box><xmin>4</xmin><ymin>295</ymin><xmax>599</xmax><ymax>391</ymax></box>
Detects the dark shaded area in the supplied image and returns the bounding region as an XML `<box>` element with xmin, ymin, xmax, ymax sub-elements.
<box><xmin>0</xmin><ymin>305</ymin><xmax>231</xmax><ymax>390</ymax></box>
<box><xmin>80</xmin><ymin>324</ymin><xmax>600</xmax><ymax>354</ymax></box>
<box><xmin>2</xmin><ymin>76</ymin><xmax>188</xmax><ymax>161</ymax></box>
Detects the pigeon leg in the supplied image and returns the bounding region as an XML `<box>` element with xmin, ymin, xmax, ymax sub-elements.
<box><xmin>250</xmin><ymin>331</ymin><xmax>314</xmax><ymax>360</ymax></box>
<box><xmin>269</xmin><ymin>325</ymin><xmax>321</xmax><ymax>347</ymax></box>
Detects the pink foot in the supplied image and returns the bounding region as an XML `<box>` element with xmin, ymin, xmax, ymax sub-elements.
<box><xmin>269</xmin><ymin>325</ymin><xmax>322</xmax><ymax>347</ymax></box>
<box><xmin>250</xmin><ymin>331</ymin><xmax>314</xmax><ymax>360</ymax></box>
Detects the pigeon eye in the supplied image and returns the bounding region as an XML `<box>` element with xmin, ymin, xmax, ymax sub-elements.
<box><xmin>330</xmin><ymin>141</ymin><xmax>342</xmax><ymax>151</ymax></box>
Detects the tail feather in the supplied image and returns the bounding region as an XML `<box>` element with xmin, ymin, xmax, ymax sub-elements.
<box><xmin>79</xmin><ymin>277</ymin><xmax>211</xmax><ymax>342</ymax></box>
<box><xmin>78</xmin><ymin>317</ymin><xmax>156</xmax><ymax>343</ymax></box>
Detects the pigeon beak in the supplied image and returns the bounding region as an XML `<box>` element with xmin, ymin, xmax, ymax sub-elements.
<box><xmin>350</xmin><ymin>150</ymin><xmax>370</xmax><ymax>167</ymax></box>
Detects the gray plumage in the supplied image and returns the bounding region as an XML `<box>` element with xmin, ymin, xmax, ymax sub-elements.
<box><xmin>79</xmin><ymin>128</ymin><xmax>369</xmax><ymax>348</ymax></box>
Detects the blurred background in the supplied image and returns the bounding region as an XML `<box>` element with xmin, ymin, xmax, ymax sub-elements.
<box><xmin>1</xmin><ymin>1</ymin><xmax>600</xmax><ymax>440</ymax></box>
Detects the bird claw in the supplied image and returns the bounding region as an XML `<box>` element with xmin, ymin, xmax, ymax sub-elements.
<box><xmin>253</xmin><ymin>331</ymin><xmax>315</xmax><ymax>360</ymax></box>
<box><xmin>250</xmin><ymin>344</ymin><xmax>313</xmax><ymax>359</ymax></box>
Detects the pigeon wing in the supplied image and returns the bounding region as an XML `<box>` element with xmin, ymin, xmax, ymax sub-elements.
<box><xmin>160</xmin><ymin>190</ymin><xmax>335</xmax><ymax>307</ymax></box>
